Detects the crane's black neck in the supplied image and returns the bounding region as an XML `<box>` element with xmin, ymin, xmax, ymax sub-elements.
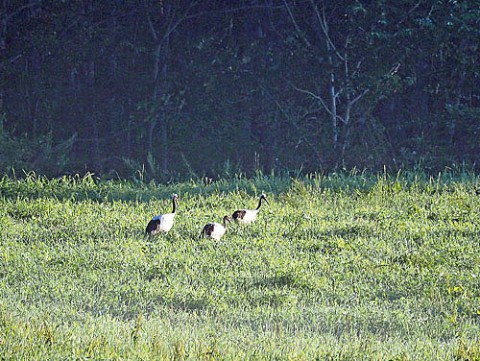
<box><xmin>256</xmin><ymin>196</ymin><xmax>265</xmax><ymax>210</ymax></box>
<box><xmin>223</xmin><ymin>216</ymin><xmax>230</xmax><ymax>228</ymax></box>
<box><xmin>171</xmin><ymin>197</ymin><xmax>177</xmax><ymax>213</ymax></box>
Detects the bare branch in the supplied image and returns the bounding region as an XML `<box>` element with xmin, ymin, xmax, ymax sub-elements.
<box><xmin>293</xmin><ymin>85</ymin><xmax>331</xmax><ymax>114</ymax></box>
<box><xmin>144</xmin><ymin>1</ymin><xmax>200</xmax><ymax>45</ymax></box>
<box><xmin>352</xmin><ymin>60</ymin><xmax>362</xmax><ymax>78</ymax></box>
<box><xmin>3</xmin><ymin>3</ymin><xmax>37</xmax><ymax>23</ymax></box>
<box><xmin>334</xmin><ymin>88</ymin><xmax>343</xmax><ymax>100</ymax></box>
<box><xmin>350</xmin><ymin>89</ymin><xmax>369</xmax><ymax>106</ymax></box>
<box><xmin>160</xmin><ymin>1</ymin><xmax>200</xmax><ymax>46</ymax></box>
<box><xmin>393</xmin><ymin>1</ymin><xmax>426</xmax><ymax>36</ymax></box>
<box><xmin>184</xmin><ymin>3</ymin><xmax>285</xmax><ymax>20</ymax></box>
<box><xmin>283</xmin><ymin>0</ymin><xmax>312</xmax><ymax>48</ymax></box>
<box><xmin>293</xmin><ymin>84</ymin><xmax>346</xmax><ymax>124</ymax></box>
<box><xmin>336</xmin><ymin>115</ymin><xmax>347</xmax><ymax>124</ymax></box>
<box><xmin>311</xmin><ymin>0</ymin><xmax>345</xmax><ymax>61</ymax></box>
<box><xmin>389</xmin><ymin>62</ymin><xmax>401</xmax><ymax>75</ymax></box>
<box><xmin>143</xmin><ymin>0</ymin><xmax>158</xmax><ymax>41</ymax></box>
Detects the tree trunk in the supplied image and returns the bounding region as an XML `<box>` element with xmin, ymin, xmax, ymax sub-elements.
<box><xmin>86</xmin><ymin>59</ymin><xmax>101</xmax><ymax>172</ymax></box>
<box><xmin>81</xmin><ymin>0</ymin><xmax>100</xmax><ymax>171</ymax></box>
<box><xmin>148</xmin><ymin>41</ymin><xmax>161</xmax><ymax>156</ymax></box>
<box><xmin>317</xmin><ymin>2</ymin><xmax>338</xmax><ymax>150</ymax></box>
<box><xmin>328</xmin><ymin>67</ymin><xmax>338</xmax><ymax>149</ymax></box>
<box><xmin>161</xmin><ymin>114</ymin><xmax>168</xmax><ymax>175</ymax></box>
<box><xmin>150</xmin><ymin>33</ymin><xmax>170</xmax><ymax>178</ymax></box>
<box><xmin>0</xmin><ymin>0</ymin><xmax>6</xmax><ymax>50</ymax></box>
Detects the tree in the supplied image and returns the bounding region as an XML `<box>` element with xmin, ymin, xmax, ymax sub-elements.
<box><xmin>283</xmin><ymin>0</ymin><xmax>403</xmax><ymax>168</ymax></box>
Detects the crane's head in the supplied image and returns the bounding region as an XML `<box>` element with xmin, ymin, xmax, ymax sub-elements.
<box><xmin>260</xmin><ymin>193</ymin><xmax>269</xmax><ymax>205</ymax></box>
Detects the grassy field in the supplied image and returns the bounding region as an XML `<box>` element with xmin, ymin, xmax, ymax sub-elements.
<box><xmin>1</xmin><ymin>171</ymin><xmax>480</xmax><ymax>360</ymax></box>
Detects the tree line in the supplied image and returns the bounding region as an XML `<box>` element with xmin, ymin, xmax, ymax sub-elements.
<box><xmin>1</xmin><ymin>0</ymin><xmax>479</xmax><ymax>180</ymax></box>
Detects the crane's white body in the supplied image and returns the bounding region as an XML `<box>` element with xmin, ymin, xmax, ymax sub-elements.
<box><xmin>204</xmin><ymin>222</ymin><xmax>227</xmax><ymax>240</ymax></box>
<box><xmin>145</xmin><ymin>194</ymin><xmax>178</xmax><ymax>235</ymax></box>
<box><xmin>235</xmin><ymin>209</ymin><xmax>259</xmax><ymax>224</ymax></box>
<box><xmin>232</xmin><ymin>193</ymin><xmax>269</xmax><ymax>224</ymax></box>
<box><xmin>202</xmin><ymin>216</ymin><xmax>231</xmax><ymax>240</ymax></box>
<box><xmin>150</xmin><ymin>213</ymin><xmax>176</xmax><ymax>233</ymax></box>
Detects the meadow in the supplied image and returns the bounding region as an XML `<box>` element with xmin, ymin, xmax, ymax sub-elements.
<box><xmin>0</xmin><ymin>171</ymin><xmax>479</xmax><ymax>360</ymax></box>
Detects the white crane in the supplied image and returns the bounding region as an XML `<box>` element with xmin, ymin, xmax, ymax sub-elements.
<box><xmin>201</xmin><ymin>215</ymin><xmax>231</xmax><ymax>240</ymax></box>
<box><xmin>232</xmin><ymin>193</ymin><xmax>269</xmax><ymax>224</ymax></box>
<box><xmin>145</xmin><ymin>194</ymin><xmax>178</xmax><ymax>235</ymax></box>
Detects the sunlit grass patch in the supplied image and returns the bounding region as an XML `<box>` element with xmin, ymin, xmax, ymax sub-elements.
<box><xmin>0</xmin><ymin>171</ymin><xmax>479</xmax><ymax>359</ymax></box>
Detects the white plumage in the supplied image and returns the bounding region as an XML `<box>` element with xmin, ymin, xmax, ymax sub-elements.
<box><xmin>232</xmin><ymin>193</ymin><xmax>269</xmax><ymax>224</ymax></box>
<box><xmin>202</xmin><ymin>215</ymin><xmax>231</xmax><ymax>240</ymax></box>
<box><xmin>145</xmin><ymin>194</ymin><xmax>178</xmax><ymax>235</ymax></box>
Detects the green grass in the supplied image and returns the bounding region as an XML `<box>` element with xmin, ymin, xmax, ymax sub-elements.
<box><xmin>1</xmin><ymin>171</ymin><xmax>480</xmax><ymax>360</ymax></box>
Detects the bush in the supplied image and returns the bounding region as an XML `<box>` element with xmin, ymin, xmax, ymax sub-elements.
<box><xmin>0</xmin><ymin>117</ymin><xmax>76</xmax><ymax>177</ymax></box>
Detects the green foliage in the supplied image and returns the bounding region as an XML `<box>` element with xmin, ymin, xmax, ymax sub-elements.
<box><xmin>0</xmin><ymin>172</ymin><xmax>479</xmax><ymax>359</ymax></box>
<box><xmin>0</xmin><ymin>119</ymin><xmax>75</xmax><ymax>176</ymax></box>
<box><xmin>2</xmin><ymin>2</ymin><xmax>479</xmax><ymax>177</ymax></box>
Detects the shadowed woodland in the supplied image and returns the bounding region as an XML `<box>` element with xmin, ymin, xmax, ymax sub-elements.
<box><xmin>1</xmin><ymin>1</ymin><xmax>479</xmax><ymax>180</ymax></box>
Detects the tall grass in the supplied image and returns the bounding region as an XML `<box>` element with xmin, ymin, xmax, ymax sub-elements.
<box><xmin>0</xmin><ymin>170</ymin><xmax>479</xmax><ymax>359</ymax></box>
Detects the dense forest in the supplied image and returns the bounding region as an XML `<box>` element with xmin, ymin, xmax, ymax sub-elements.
<box><xmin>1</xmin><ymin>1</ymin><xmax>479</xmax><ymax>180</ymax></box>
